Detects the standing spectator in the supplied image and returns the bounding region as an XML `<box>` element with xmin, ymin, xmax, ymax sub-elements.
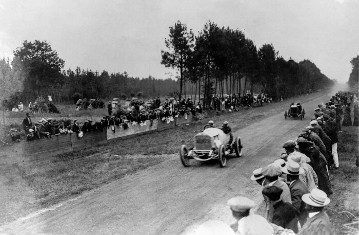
<box><xmin>310</xmin><ymin>120</ymin><xmax>334</xmax><ymax>165</ymax></box>
<box><xmin>250</xmin><ymin>168</ymin><xmax>269</xmax><ymax>187</ymax></box>
<box><xmin>282</xmin><ymin>161</ymin><xmax>309</xmax><ymax>226</ymax></box>
<box><xmin>301</xmin><ymin>127</ymin><xmax>333</xmax><ymax>167</ymax></box>
<box><xmin>261</xmin><ymin>163</ymin><xmax>292</xmax><ymax>221</ymax></box>
<box><xmin>297</xmin><ymin>137</ymin><xmax>332</xmax><ymax>196</ymax></box>
<box><xmin>335</xmin><ymin>104</ymin><xmax>343</xmax><ymax>131</ymax></box>
<box><xmin>227</xmin><ymin>196</ymin><xmax>273</xmax><ymax>234</ymax></box>
<box><xmin>262</xmin><ymin>186</ymin><xmax>299</xmax><ymax>233</ymax></box>
<box><xmin>18</xmin><ymin>102</ymin><xmax>24</xmax><ymax>112</ymax></box>
<box><xmin>28</xmin><ymin>102</ymin><xmax>32</xmax><ymax>112</ymax></box>
<box><xmin>288</xmin><ymin>152</ymin><xmax>318</xmax><ymax>192</ymax></box>
<box><xmin>107</xmin><ymin>101</ymin><xmax>112</xmax><ymax>116</ymax></box>
<box><xmin>343</xmin><ymin>104</ymin><xmax>352</xmax><ymax>126</ymax></box>
<box><xmin>320</xmin><ymin>118</ymin><xmax>340</xmax><ymax>169</ymax></box>
<box><xmin>299</xmin><ymin>189</ymin><xmax>335</xmax><ymax>235</ymax></box>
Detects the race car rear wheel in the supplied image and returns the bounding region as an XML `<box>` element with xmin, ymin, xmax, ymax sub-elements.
<box><xmin>234</xmin><ymin>136</ymin><xmax>242</xmax><ymax>158</ymax></box>
<box><xmin>219</xmin><ymin>144</ymin><xmax>227</xmax><ymax>167</ymax></box>
<box><xmin>180</xmin><ymin>145</ymin><xmax>190</xmax><ymax>167</ymax></box>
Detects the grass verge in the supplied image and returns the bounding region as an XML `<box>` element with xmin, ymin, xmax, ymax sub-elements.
<box><xmin>327</xmin><ymin>126</ymin><xmax>359</xmax><ymax>235</ymax></box>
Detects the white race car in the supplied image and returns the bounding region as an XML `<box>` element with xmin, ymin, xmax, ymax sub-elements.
<box><xmin>180</xmin><ymin>127</ymin><xmax>242</xmax><ymax>167</ymax></box>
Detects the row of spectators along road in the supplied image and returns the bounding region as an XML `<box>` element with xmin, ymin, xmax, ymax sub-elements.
<box><xmin>197</xmin><ymin>91</ymin><xmax>357</xmax><ymax>235</ymax></box>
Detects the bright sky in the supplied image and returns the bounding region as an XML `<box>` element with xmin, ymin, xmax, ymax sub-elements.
<box><xmin>0</xmin><ymin>0</ymin><xmax>358</xmax><ymax>83</ymax></box>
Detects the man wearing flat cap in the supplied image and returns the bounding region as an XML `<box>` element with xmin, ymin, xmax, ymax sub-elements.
<box><xmin>261</xmin><ymin>163</ymin><xmax>292</xmax><ymax>221</ymax></box>
<box><xmin>228</xmin><ymin>196</ymin><xmax>273</xmax><ymax>234</ymax></box>
<box><xmin>298</xmin><ymin>189</ymin><xmax>334</xmax><ymax>235</ymax></box>
<box><xmin>282</xmin><ymin>161</ymin><xmax>309</xmax><ymax>226</ymax></box>
<box><xmin>262</xmin><ymin>186</ymin><xmax>299</xmax><ymax>233</ymax></box>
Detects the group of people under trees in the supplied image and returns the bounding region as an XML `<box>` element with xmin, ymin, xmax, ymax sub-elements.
<box><xmin>107</xmin><ymin>97</ymin><xmax>202</xmax><ymax>125</ymax></box>
<box><xmin>190</xmin><ymin>91</ymin><xmax>358</xmax><ymax>235</ymax></box>
<box><xmin>105</xmin><ymin>93</ymin><xmax>273</xmax><ymax>128</ymax></box>
<box><xmin>210</xmin><ymin>93</ymin><xmax>272</xmax><ymax>111</ymax></box>
<box><xmin>75</xmin><ymin>98</ymin><xmax>105</xmax><ymax>111</ymax></box>
<box><xmin>21</xmin><ymin>113</ymin><xmax>109</xmax><ymax>141</ymax></box>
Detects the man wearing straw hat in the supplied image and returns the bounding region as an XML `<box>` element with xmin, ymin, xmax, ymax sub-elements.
<box><xmin>250</xmin><ymin>168</ymin><xmax>268</xmax><ymax>187</ymax></box>
<box><xmin>282</xmin><ymin>161</ymin><xmax>309</xmax><ymax>226</ymax></box>
<box><xmin>298</xmin><ymin>189</ymin><xmax>334</xmax><ymax>235</ymax></box>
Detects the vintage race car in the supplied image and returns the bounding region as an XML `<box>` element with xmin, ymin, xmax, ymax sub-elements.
<box><xmin>180</xmin><ymin>127</ymin><xmax>242</xmax><ymax>167</ymax></box>
<box><xmin>284</xmin><ymin>103</ymin><xmax>305</xmax><ymax>120</ymax></box>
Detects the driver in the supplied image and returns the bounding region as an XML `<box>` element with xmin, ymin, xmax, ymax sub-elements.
<box><xmin>297</xmin><ymin>103</ymin><xmax>302</xmax><ymax>113</ymax></box>
<box><xmin>204</xmin><ymin>120</ymin><xmax>215</xmax><ymax>130</ymax></box>
<box><xmin>222</xmin><ymin>121</ymin><xmax>233</xmax><ymax>145</ymax></box>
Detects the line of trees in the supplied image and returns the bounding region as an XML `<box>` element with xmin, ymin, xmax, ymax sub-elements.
<box><xmin>1</xmin><ymin>21</ymin><xmax>334</xmax><ymax>107</ymax></box>
<box><xmin>161</xmin><ymin>21</ymin><xmax>334</xmax><ymax>107</ymax></box>
<box><xmin>0</xmin><ymin>40</ymin><xmax>179</xmax><ymax>105</ymax></box>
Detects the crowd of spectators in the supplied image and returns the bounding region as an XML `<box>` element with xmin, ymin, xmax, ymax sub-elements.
<box><xmin>15</xmin><ymin>93</ymin><xmax>272</xmax><ymax>142</ymax></box>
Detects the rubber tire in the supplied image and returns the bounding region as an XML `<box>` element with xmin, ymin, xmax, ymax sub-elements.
<box><xmin>219</xmin><ymin>145</ymin><xmax>227</xmax><ymax>167</ymax></box>
<box><xmin>284</xmin><ymin>111</ymin><xmax>287</xmax><ymax>119</ymax></box>
<box><xmin>234</xmin><ymin>136</ymin><xmax>242</xmax><ymax>158</ymax></box>
<box><xmin>180</xmin><ymin>145</ymin><xmax>190</xmax><ymax>167</ymax></box>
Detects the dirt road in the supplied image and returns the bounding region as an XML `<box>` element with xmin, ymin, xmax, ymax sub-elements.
<box><xmin>0</xmin><ymin>93</ymin><xmax>331</xmax><ymax>235</ymax></box>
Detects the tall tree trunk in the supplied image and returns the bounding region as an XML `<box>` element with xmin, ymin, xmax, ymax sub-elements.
<box><xmin>179</xmin><ymin>64</ymin><xmax>183</xmax><ymax>101</ymax></box>
<box><xmin>198</xmin><ymin>78</ymin><xmax>201</xmax><ymax>106</ymax></box>
<box><xmin>194</xmin><ymin>81</ymin><xmax>197</xmax><ymax>104</ymax></box>
<box><xmin>243</xmin><ymin>76</ymin><xmax>247</xmax><ymax>95</ymax></box>
<box><xmin>238</xmin><ymin>75</ymin><xmax>241</xmax><ymax>96</ymax></box>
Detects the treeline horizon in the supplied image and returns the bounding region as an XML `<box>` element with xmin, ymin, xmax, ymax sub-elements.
<box><xmin>161</xmin><ymin>21</ymin><xmax>334</xmax><ymax>107</ymax></box>
<box><xmin>1</xmin><ymin>20</ymin><xmax>336</xmax><ymax>107</ymax></box>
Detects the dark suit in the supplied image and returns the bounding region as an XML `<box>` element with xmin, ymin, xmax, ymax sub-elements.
<box><xmin>299</xmin><ymin>211</ymin><xmax>334</xmax><ymax>235</ymax></box>
<box><xmin>272</xmin><ymin>200</ymin><xmax>299</xmax><ymax>233</ymax></box>
<box><xmin>289</xmin><ymin>179</ymin><xmax>309</xmax><ymax>226</ymax></box>
<box><xmin>22</xmin><ymin>117</ymin><xmax>32</xmax><ymax>131</ymax></box>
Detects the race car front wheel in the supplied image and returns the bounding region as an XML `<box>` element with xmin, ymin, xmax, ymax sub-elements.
<box><xmin>234</xmin><ymin>136</ymin><xmax>242</xmax><ymax>158</ymax></box>
<box><xmin>219</xmin><ymin>144</ymin><xmax>227</xmax><ymax>167</ymax></box>
<box><xmin>180</xmin><ymin>145</ymin><xmax>190</xmax><ymax>167</ymax></box>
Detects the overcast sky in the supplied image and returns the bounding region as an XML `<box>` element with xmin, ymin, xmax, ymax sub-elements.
<box><xmin>0</xmin><ymin>0</ymin><xmax>358</xmax><ymax>83</ymax></box>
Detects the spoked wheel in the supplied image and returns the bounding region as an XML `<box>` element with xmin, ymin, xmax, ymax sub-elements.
<box><xmin>219</xmin><ymin>144</ymin><xmax>227</xmax><ymax>167</ymax></box>
<box><xmin>180</xmin><ymin>145</ymin><xmax>190</xmax><ymax>167</ymax></box>
<box><xmin>234</xmin><ymin>136</ymin><xmax>243</xmax><ymax>158</ymax></box>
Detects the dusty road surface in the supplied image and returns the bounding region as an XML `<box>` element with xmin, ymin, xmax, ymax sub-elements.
<box><xmin>0</xmin><ymin>94</ymin><xmax>330</xmax><ymax>235</ymax></box>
